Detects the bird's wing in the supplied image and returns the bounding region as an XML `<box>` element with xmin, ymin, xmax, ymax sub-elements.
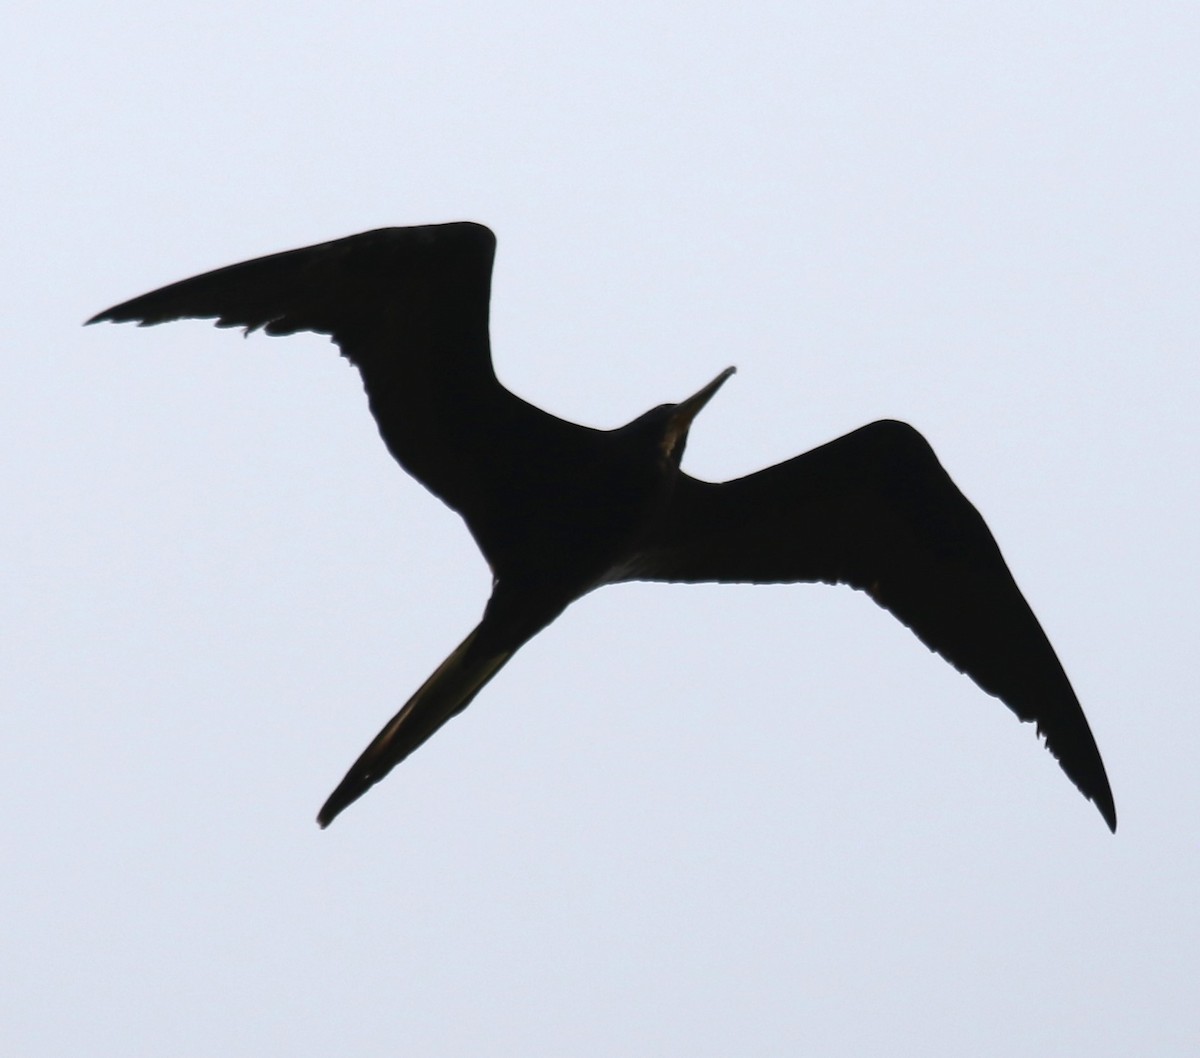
<box><xmin>626</xmin><ymin>419</ymin><xmax>1116</xmax><ymax>830</ymax></box>
<box><xmin>88</xmin><ymin>223</ymin><xmax>509</xmax><ymax>517</ymax></box>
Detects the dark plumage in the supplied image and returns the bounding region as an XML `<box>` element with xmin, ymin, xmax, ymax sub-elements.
<box><xmin>88</xmin><ymin>222</ymin><xmax>1116</xmax><ymax>831</ymax></box>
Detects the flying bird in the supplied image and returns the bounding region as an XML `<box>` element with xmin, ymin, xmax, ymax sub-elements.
<box><xmin>88</xmin><ymin>222</ymin><xmax>1116</xmax><ymax>831</ymax></box>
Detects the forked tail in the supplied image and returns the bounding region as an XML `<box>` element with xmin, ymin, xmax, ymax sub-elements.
<box><xmin>317</xmin><ymin>624</ymin><xmax>514</xmax><ymax>827</ymax></box>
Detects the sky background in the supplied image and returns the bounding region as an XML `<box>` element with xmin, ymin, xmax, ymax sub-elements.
<box><xmin>5</xmin><ymin>2</ymin><xmax>1198</xmax><ymax>1054</ymax></box>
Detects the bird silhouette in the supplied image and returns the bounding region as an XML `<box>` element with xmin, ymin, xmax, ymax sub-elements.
<box><xmin>88</xmin><ymin>222</ymin><xmax>1116</xmax><ymax>831</ymax></box>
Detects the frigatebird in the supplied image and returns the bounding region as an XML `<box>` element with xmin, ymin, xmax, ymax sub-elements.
<box><xmin>88</xmin><ymin>222</ymin><xmax>1116</xmax><ymax>831</ymax></box>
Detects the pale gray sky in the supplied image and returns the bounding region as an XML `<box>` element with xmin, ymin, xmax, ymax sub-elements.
<box><xmin>5</xmin><ymin>2</ymin><xmax>1198</xmax><ymax>1055</ymax></box>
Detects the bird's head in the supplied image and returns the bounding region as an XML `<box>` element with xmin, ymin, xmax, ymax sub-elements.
<box><xmin>620</xmin><ymin>365</ymin><xmax>737</xmax><ymax>467</ymax></box>
<box><xmin>657</xmin><ymin>366</ymin><xmax>736</xmax><ymax>464</ymax></box>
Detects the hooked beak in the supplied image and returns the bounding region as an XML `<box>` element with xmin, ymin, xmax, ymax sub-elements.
<box><xmin>670</xmin><ymin>366</ymin><xmax>736</xmax><ymax>434</ymax></box>
<box><xmin>662</xmin><ymin>366</ymin><xmax>736</xmax><ymax>457</ymax></box>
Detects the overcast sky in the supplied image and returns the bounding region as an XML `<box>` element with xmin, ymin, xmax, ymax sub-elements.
<box><xmin>5</xmin><ymin>2</ymin><xmax>1198</xmax><ymax>1055</ymax></box>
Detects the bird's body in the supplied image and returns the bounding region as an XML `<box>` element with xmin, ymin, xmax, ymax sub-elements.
<box><xmin>89</xmin><ymin>222</ymin><xmax>1116</xmax><ymax>831</ymax></box>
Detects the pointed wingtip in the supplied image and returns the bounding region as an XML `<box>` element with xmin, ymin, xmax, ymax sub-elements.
<box><xmin>1057</xmin><ymin>749</ymin><xmax>1116</xmax><ymax>833</ymax></box>
<box><xmin>1070</xmin><ymin>753</ymin><xmax>1115</xmax><ymax>832</ymax></box>
<box><xmin>86</xmin><ymin>304</ymin><xmax>143</xmax><ymax>327</ymax></box>
<box><xmin>1097</xmin><ymin>792</ymin><xmax>1117</xmax><ymax>834</ymax></box>
<box><xmin>1057</xmin><ymin>735</ymin><xmax>1117</xmax><ymax>833</ymax></box>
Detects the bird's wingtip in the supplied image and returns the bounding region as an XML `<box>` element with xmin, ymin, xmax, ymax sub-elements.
<box><xmin>1098</xmin><ymin>794</ymin><xmax>1117</xmax><ymax>834</ymax></box>
<box><xmin>1073</xmin><ymin>761</ymin><xmax>1116</xmax><ymax>832</ymax></box>
<box><xmin>86</xmin><ymin>305</ymin><xmax>144</xmax><ymax>327</ymax></box>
